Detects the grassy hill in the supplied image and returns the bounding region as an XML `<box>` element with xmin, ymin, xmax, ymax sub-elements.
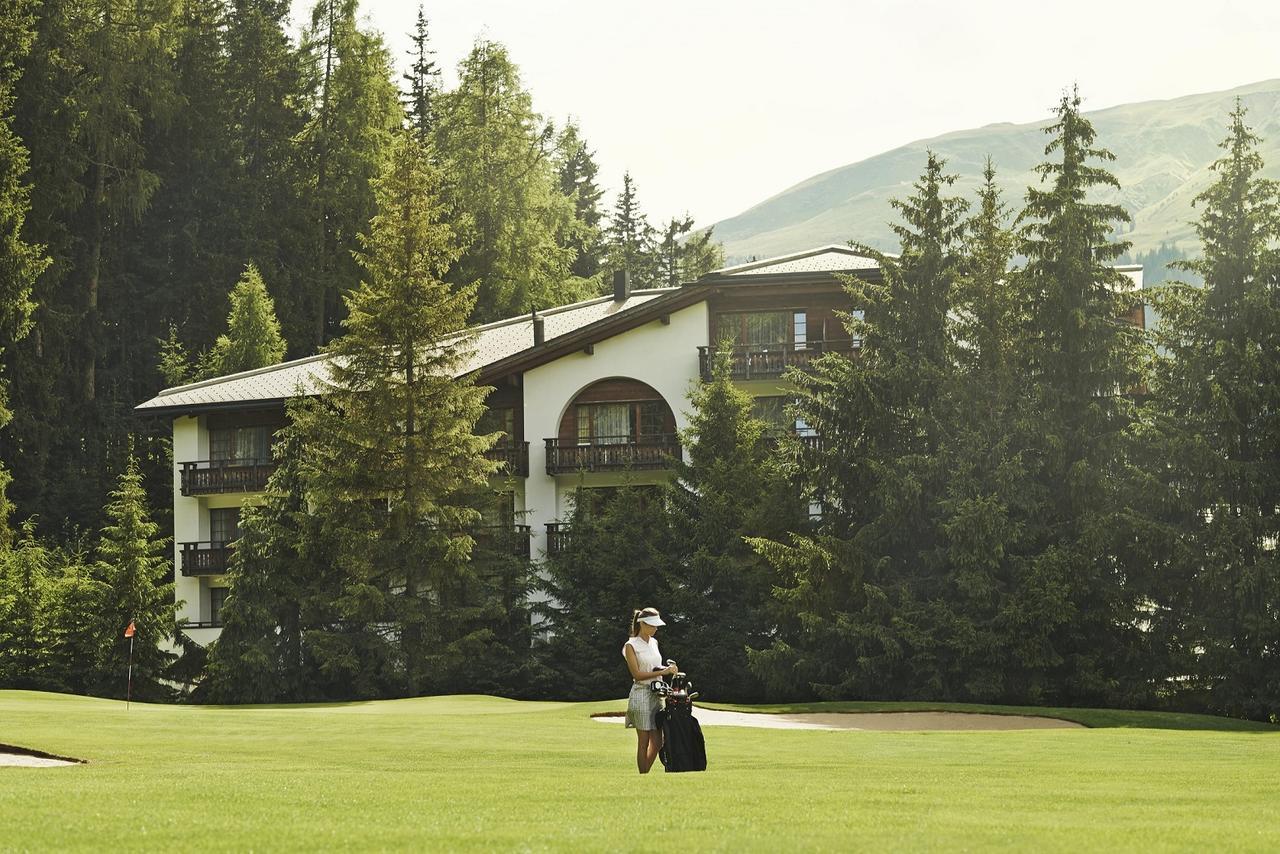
<box><xmin>713</xmin><ymin>79</ymin><xmax>1280</xmax><ymax>262</ymax></box>
<box><xmin>1</xmin><ymin>690</ymin><xmax>1278</xmax><ymax>850</ymax></box>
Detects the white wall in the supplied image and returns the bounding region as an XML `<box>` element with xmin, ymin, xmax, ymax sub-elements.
<box><xmin>520</xmin><ymin>301</ymin><xmax>708</xmax><ymax>557</ymax></box>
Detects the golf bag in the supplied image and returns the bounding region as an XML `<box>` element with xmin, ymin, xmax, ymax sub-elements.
<box><xmin>653</xmin><ymin>669</ymin><xmax>707</xmax><ymax>773</ymax></box>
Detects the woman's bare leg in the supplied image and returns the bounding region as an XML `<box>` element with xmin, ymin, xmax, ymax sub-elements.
<box><xmin>636</xmin><ymin>729</ymin><xmax>663</xmax><ymax>774</ymax></box>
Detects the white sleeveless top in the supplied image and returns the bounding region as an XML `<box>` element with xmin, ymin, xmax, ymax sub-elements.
<box><xmin>623</xmin><ymin>635</ymin><xmax>662</xmax><ymax>679</ymax></box>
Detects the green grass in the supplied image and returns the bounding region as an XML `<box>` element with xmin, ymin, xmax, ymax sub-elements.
<box><xmin>1</xmin><ymin>691</ymin><xmax>1277</xmax><ymax>852</ymax></box>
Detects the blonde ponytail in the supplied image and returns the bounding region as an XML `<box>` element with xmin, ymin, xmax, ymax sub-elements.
<box><xmin>630</xmin><ymin>609</ymin><xmax>643</xmax><ymax>637</ymax></box>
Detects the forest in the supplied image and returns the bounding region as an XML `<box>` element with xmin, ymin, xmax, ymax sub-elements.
<box><xmin>0</xmin><ymin>3</ymin><xmax>1277</xmax><ymax>722</ymax></box>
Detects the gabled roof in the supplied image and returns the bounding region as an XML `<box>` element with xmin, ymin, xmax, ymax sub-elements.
<box><xmin>707</xmin><ymin>245</ymin><xmax>882</xmax><ymax>278</ymax></box>
<box><xmin>134</xmin><ymin>289</ymin><xmax>672</xmax><ymax>416</ymax></box>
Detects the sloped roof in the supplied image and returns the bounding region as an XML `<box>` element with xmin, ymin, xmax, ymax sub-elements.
<box><xmin>709</xmin><ymin>245</ymin><xmax>882</xmax><ymax>277</ymax></box>
<box><xmin>135</xmin><ymin>290</ymin><xmax>671</xmax><ymax>415</ymax></box>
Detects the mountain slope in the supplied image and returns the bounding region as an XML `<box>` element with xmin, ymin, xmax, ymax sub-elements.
<box><xmin>712</xmin><ymin>79</ymin><xmax>1280</xmax><ymax>261</ymax></box>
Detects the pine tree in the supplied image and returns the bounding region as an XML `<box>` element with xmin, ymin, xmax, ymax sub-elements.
<box><xmin>0</xmin><ymin>521</ymin><xmax>52</xmax><ymax>688</ymax></box>
<box><xmin>656</xmin><ymin>215</ymin><xmax>725</xmax><ymax>286</ymax></box>
<box><xmin>554</xmin><ymin>121</ymin><xmax>604</xmax><ymax>279</ymax></box>
<box><xmin>933</xmin><ymin>161</ymin><xmax>1049</xmax><ymax>702</ymax></box>
<box><xmin>432</xmin><ymin>40</ymin><xmax>585</xmax><ymax>321</ymax></box>
<box><xmin>199</xmin><ymin>263</ymin><xmax>287</xmax><ymax>378</ymax></box>
<box><xmin>1016</xmin><ymin>87</ymin><xmax>1151</xmax><ymax>704</ymax></box>
<box><xmin>747</xmin><ymin>152</ymin><xmax>966</xmax><ymax>700</ymax></box>
<box><xmin>602</xmin><ymin>172</ymin><xmax>659</xmax><ymax>287</ymax></box>
<box><xmin>205</xmin><ymin>422</ymin><xmax>333</xmax><ymax>702</ymax></box>
<box><xmin>297</xmin><ymin>0</ymin><xmax>401</xmax><ymax>346</ymax></box>
<box><xmin>294</xmin><ymin>131</ymin><xmax>500</xmax><ymax>695</ymax></box>
<box><xmin>93</xmin><ymin>455</ymin><xmax>176</xmax><ymax>699</ymax></box>
<box><xmin>224</xmin><ymin>0</ymin><xmax>310</xmax><ymax>355</ymax></box>
<box><xmin>403</xmin><ymin>5</ymin><xmax>439</xmax><ymax>139</ymax></box>
<box><xmin>665</xmin><ymin>348</ymin><xmax>805</xmax><ymax>702</ymax></box>
<box><xmin>1148</xmin><ymin>101</ymin><xmax>1280</xmax><ymax>720</ymax></box>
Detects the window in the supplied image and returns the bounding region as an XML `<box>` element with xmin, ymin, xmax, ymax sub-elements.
<box><xmin>715</xmin><ymin>311</ymin><xmax>790</xmax><ymax>347</ymax></box>
<box><xmin>752</xmin><ymin>396</ymin><xmax>792</xmax><ymax>434</ymax></box>
<box><xmin>210</xmin><ymin>425</ymin><xmax>271</xmax><ymax>464</ymax></box>
<box><xmin>577</xmin><ymin>401</ymin><xmax>669</xmax><ymax>444</ymax></box>
<box><xmin>209</xmin><ymin>586</ymin><xmax>229</xmax><ymax>626</ymax></box>
<box><xmin>209</xmin><ymin>508</ymin><xmax>242</xmax><ymax>545</ymax></box>
<box><xmin>477</xmin><ymin>407</ymin><xmax>516</xmax><ymax>444</ymax></box>
<box><xmin>481</xmin><ymin>491</ymin><xmax>516</xmax><ymax>527</ymax></box>
<box><xmin>793</xmin><ymin>311</ymin><xmax>807</xmax><ymax>350</ymax></box>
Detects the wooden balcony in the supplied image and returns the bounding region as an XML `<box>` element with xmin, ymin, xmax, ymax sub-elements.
<box><xmin>544</xmin><ymin>435</ymin><xmax>681</xmax><ymax>475</ymax></box>
<box><xmin>472</xmin><ymin>524</ymin><xmax>532</xmax><ymax>558</ymax></box>
<box><xmin>697</xmin><ymin>340</ymin><xmax>860</xmax><ymax>381</ymax></box>
<box><xmin>179</xmin><ymin>542</ymin><xmax>233</xmax><ymax>576</ymax></box>
<box><xmin>545</xmin><ymin>522</ymin><xmax>570</xmax><ymax>556</ymax></box>
<box><xmin>484</xmin><ymin>441</ymin><xmax>530</xmax><ymax>478</ymax></box>
<box><xmin>180</xmin><ymin>459</ymin><xmax>275</xmax><ymax>496</ymax></box>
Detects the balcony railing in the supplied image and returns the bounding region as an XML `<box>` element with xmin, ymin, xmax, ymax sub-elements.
<box><xmin>544</xmin><ymin>435</ymin><xmax>681</xmax><ymax>475</ymax></box>
<box><xmin>180</xmin><ymin>459</ymin><xmax>275</xmax><ymax>496</ymax></box>
<box><xmin>472</xmin><ymin>524</ymin><xmax>532</xmax><ymax>558</ymax></box>
<box><xmin>179</xmin><ymin>541</ymin><xmax>234</xmax><ymax>576</ymax></box>
<box><xmin>545</xmin><ymin>522</ymin><xmax>570</xmax><ymax>556</ymax></box>
<box><xmin>484</xmin><ymin>441</ymin><xmax>530</xmax><ymax>478</ymax></box>
<box><xmin>698</xmin><ymin>340</ymin><xmax>860</xmax><ymax>381</ymax></box>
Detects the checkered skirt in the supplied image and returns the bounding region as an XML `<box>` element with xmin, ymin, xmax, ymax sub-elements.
<box><xmin>625</xmin><ymin>681</ymin><xmax>663</xmax><ymax>730</ymax></box>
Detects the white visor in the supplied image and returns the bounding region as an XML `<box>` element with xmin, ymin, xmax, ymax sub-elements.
<box><xmin>638</xmin><ymin>615</ymin><xmax>665</xmax><ymax>627</ymax></box>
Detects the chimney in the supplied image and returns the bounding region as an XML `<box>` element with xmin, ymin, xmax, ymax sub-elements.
<box><xmin>613</xmin><ymin>269</ymin><xmax>631</xmax><ymax>302</ymax></box>
<box><xmin>531</xmin><ymin>307</ymin><xmax>544</xmax><ymax>346</ymax></box>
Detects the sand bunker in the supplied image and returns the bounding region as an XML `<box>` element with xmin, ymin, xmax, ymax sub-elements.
<box><xmin>593</xmin><ymin>708</ymin><xmax>1084</xmax><ymax>731</ymax></box>
<box><xmin>0</xmin><ymin>744</ymin><xmax>82</xmax><ymax>767</ymax></box>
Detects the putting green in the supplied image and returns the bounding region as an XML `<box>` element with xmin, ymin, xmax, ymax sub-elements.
<box><xmin>0</xmin><ymin>690</ymin><xmax>1277</xmax><ymax>851</ymax></box>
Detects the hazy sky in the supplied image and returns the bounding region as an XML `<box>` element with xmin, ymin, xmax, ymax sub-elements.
<box><xmin>289</xmin><ymin>0</ymin><xmax>1280</xmax><ymax>227</ymax></box>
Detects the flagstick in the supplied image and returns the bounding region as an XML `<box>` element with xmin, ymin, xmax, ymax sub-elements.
<box><xmin>126</xmin><ymin>634</ymin><xmax>134</xmax><ymax>710</ymax></box>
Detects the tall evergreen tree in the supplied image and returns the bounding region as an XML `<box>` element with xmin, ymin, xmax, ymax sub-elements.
<box><xmin>0</xmin><ymin>521</ymin><xmax>52</xmax><ymax>688</ymax></box>
<box><xmin>656</xmin><ymin>215</ymin><xmax>725</xmax><ymax>286</ymax></box>
<box><xmin>1147</xmin><ymin>101</ymin><xmax>1280</xmax><ymax>720</ymax></box>
<box><xmin>432</xmin><ymin>40</ymin><xmax>585</xmax><ymax>321</ymax></box>
<box><xmin>554</xmin><ymin>121</ymin><xmax>604</xmax><ymax>279</ymax></box>
<box><xmin>664</xmin><ymin>348</ymin><xmax>805</xmax><ymax>702</ymax></box>
<box><xmin>224</xmin><ymin>0</ymin><xmax>311</xmax><ymax>356</ymax></box>
<box><xmin>199</xmin><ymin>263</ymin><xmax>288</xmax><ymax>378</ymax></box>
<box><xmin>294</xmin><ymin>131</ymin><xmax>501</xmax><ymax>695</ymax></box>
<box><xmin>1016</xmin><ymin>87</ymin><xmax>1151</xmax><ymax>704</ymax></box>
<box><xmin>297</xmin><ymin>0</ymin><xmax>401</xmax><ymax>347</ymax></box>
<box><xmin>602</xmin><ymin>171</ymin><xmax>659</xmax><ymax>287</ymax></box>
<box><xmin>747</xmin><ymin>152</ymin><xmax>966</xmax><ymax>700</ymax></box>
<box><xmin>0</xmin><ymin>0</ymin><xmax>47</xmax><ymax>550</ymax></box>
<box><xmin>402</xmin><ymin>5</ymin><xmax>439</xmax><ymax>139</ymax></box>
<box><xmin>92</xmin><ymin>455</ymin><xmax>176</xmax><ymax>699</ymax></box>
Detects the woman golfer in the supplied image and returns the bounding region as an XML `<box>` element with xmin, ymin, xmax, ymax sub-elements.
<box><xmin>622</xmin><ymin>607</ymin><xmax>678</xmax><ymax>774</ymax></box>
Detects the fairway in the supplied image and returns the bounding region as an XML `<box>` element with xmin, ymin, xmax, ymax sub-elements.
<box><xmin>1</xmin><ymin>691</ymin><xmax>1278</xmax><ymax>852</ymax></box>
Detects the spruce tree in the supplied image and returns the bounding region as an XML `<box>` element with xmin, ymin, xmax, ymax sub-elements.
<box><xmin>657</xmin><ymin>216</ymin><xmax>725</xmax><ymax>286</ymax></box>
<box><xmin>0</xmin><ymin>521</ymin><xmax>52</xmax><ymax>688</ymax></box>
<box><xmin>432</xmin><ymin>40</ymin><xmax>585</xmax><ymax>321</ymax></box>
<box><xmin>554</xmin><ymin>121</ymin><xmax>604</xmax><ymax>280</ymax></box>
<box><xmin>1016</xmin><ymin>87</ymin><xmax>1150</xmax><ymax>704</ymax></box>
<box><xmin>294</xmin><ymin>131</ymin><xmax>500</xmax><ymax>695</ymax></box>
<box><xmin>747</xmin><ymin>152</ymin><xmax>966</xmax><ymax>700</ymax></box>
<box><xmin>403</xmin><ymin>5</ymin><xmax>439</xmax><ymax>139</ymax></box>
<box><xmin>200</xmin><ymin>263</ymin><xmax>288</xmax><ymax>378</ymax></box>
<box><xmin>93</xmin><ymin>456</ymin><xmax>176</xmax><ymax>699</ymax></box>
<box><xmin>665</xmin><ymin>348</ymin><xmax>805</xmax><ymax>701</ymax></box>
<box><xmin>933</xmin><ymin>162</ymin><xmax>1048</xmax><ymax>702</ymax></box>
<box><xmin>298</xmin><ymin>0</ymin><xmax>401</xmax><ymax>346</ymax></box>
<box><xmin>1148</xmin><ymin>101</ymin><xmax>1280</xmax><ymax>720</ymax></box>
<box><xmin>602</xmin><ymin>172</ymin><xmax>659</xmax><ymax>287</ymax></box>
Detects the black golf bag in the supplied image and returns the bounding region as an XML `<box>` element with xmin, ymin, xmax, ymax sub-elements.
<box><xmin>653</xmin><ymin>669</ymin><xmax>707</xmax><ymax>773</ymax></box>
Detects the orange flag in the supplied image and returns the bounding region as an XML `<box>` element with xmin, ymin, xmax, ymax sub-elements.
<box><xmin>124</xmin><ymin>621</ymin><xmax>136</xmax><ymax>639</ymax></box>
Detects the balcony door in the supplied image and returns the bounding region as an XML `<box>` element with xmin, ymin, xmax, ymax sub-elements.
<box><xmin>209</xmin><ymin>507</ymin><xmax>242</xmax><ymax>546</ymax></box>
<box><xmin>576</xmin><ymin>401</ymin><xmax>666</xmax><ymax>446</ymax></box>
<box><xmin>209</xmin><ymin>425</ymin><xmax>272</xmax><ymax>465</ymax></box>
